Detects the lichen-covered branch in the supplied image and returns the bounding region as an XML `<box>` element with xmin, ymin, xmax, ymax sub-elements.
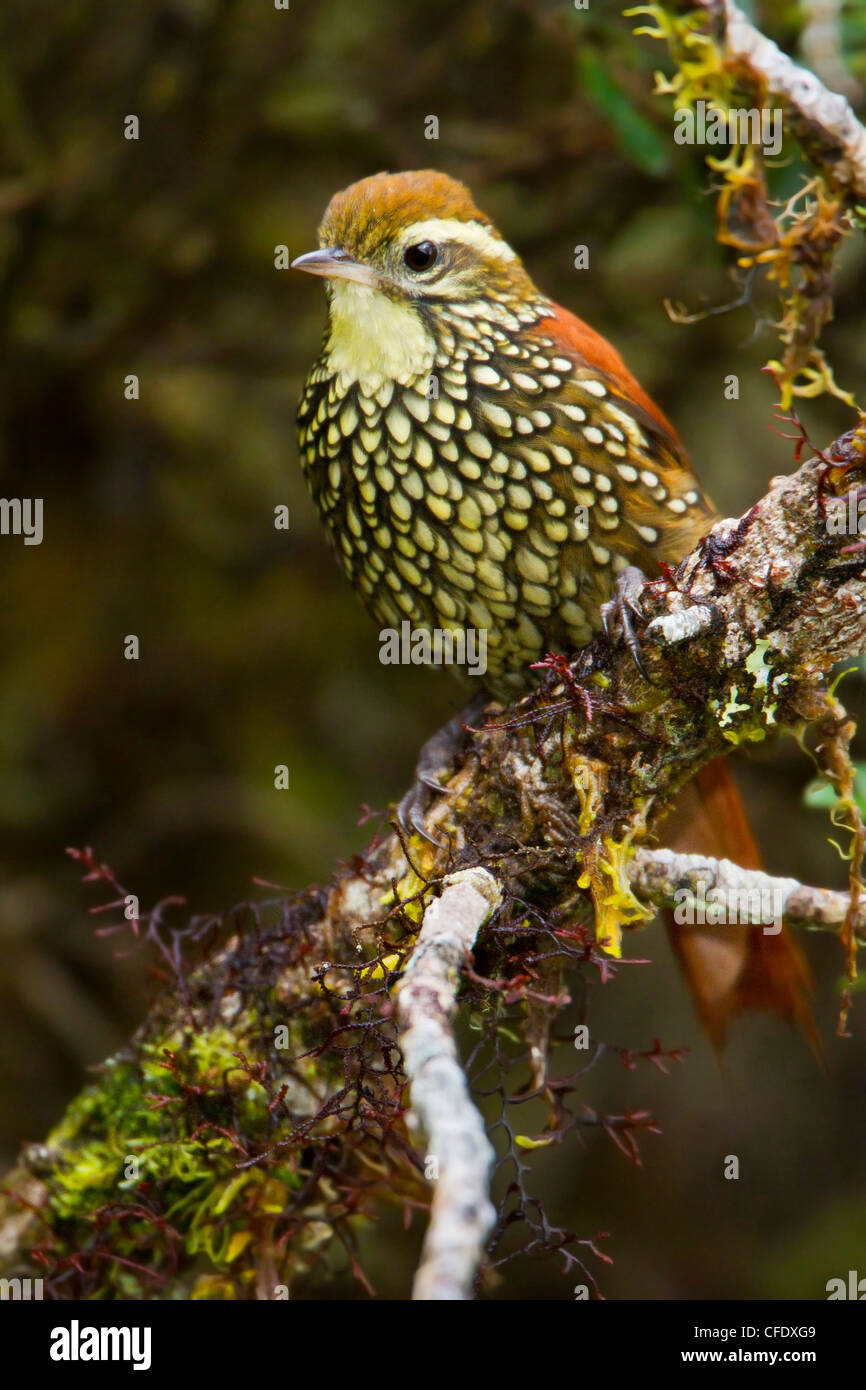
<box><xmin>722</xmin><ymin>0</ymin><xmax>866</xmax><ymax>198</ymax></box>
<box><xmin>1</xmin><ymin>427</ymin><xmax>865</xmax><ymax>1297</ymax></box>
<box><xmin>640</xmin><ymin>2</ymin><xmax>866</xmax><ymax>407</ymax></box>
<box><xmin>395</xmin><ymin>868</ymin><xmax>501</xmax><ymax>1301</ymax></box>
<box><xmin>630</xmin><ymin>847</ymin><xmax>866</xmax><ymax>941</ymax></box>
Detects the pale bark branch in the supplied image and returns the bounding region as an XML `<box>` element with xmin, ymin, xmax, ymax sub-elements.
<box><xmin>629</xmin><ymin>847</ymin><xmax>866</xmax><ymax>941</ymax></box>
<box><xmin>394</xmin><ymin>868</ymin><xmax>502</xmax><ymax>1301</ymax></box>
<box><xmin>722</xmin><ymin>0</ymin><xmax>866</xmax><ymax>198</ymax></box>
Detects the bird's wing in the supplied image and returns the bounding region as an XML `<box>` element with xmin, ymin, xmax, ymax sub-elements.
<box><xmin>528</xmin><ymin>301</ymin><xmax>718</xmax><ymax>572</ymax></box>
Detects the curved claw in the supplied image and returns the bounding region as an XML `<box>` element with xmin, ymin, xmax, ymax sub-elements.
<box><xmin>393</xmin><ymin>696</ymin><xmax>487</xmax><ymax>849</ymax></box>
<box><xmin>394</xmin><ymin>782</ymin><xmax>447</xmax><ymax>848</ymax></box>
<box><xmin>418</xmin><ymin>773</ymin><xmax>447</xmax><ymax>793</ymax></box>
<box><xmin>600</xmin><ymin>564</ymin><xmax>652</xmax><ymax>682</ymax></box>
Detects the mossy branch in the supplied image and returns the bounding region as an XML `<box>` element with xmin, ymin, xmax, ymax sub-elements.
<box><xmin>2</xmin><ymin>423</ymin><xmax>866</xmax><ymax>1298</ymax></box>
<box><xmin>635</xmin><ymin>0</ymin><xmax>866</xmax><ymax>407</ymax></box>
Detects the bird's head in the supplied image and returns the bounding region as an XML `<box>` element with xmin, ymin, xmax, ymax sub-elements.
<box><xmin>293</xmin><ymin>169</ymin><xmax>536</xmax><ymax>305</ymax></box>
<box><xmin>292</xmin><ymin>170</ymin><xmax>541</xmax><ymax>386</ymax></box>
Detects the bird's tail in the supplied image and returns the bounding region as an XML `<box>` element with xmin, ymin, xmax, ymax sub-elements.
<box><xmin>662</xmin><ymin>758</ymin><xmax>816</xmax><ymax>1050</ymax></box>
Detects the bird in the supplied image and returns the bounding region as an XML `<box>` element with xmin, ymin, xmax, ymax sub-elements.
<box><xmin>292</xmin><ymin>168</ymin><xmax>812</xmax><ymax>1046</ymax></box>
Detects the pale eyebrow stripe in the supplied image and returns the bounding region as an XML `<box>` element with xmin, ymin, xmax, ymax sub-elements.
<box><xmin>398</xmin><ymin>218</ymin><xmax>517</xmax><ymax>264</ymax></box>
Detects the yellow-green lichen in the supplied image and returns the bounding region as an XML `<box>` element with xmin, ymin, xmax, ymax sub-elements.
<box><xmin>579</xmin><ymin>835</ymin><xmax>652</xmax><ymax>958</ymax></box>
<box><xmin>711</xmin><ymin>643</ymin><xmax>790</xmax><ymax>744</ymax></box>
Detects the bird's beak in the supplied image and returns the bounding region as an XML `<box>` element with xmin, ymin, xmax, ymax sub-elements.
<box><xmin>291</xmin><ymin>247</ymin><xmax>377</xmax><ymax>288</ymax></box>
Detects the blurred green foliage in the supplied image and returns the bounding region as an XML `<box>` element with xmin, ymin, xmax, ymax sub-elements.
<box><xmin>1</xmin><ymin>0</ymin><xmax>865</xmax><ymax>1297</ymax></box>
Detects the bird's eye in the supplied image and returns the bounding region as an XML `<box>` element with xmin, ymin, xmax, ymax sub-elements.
<box><xmin>403</xmin><ymin>241</ymin><xmax>438</xmax><ymax>272</ymax></box>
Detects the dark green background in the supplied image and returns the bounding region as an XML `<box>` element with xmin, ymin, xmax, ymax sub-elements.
<box><xmin>1</xmin><ymin>0</ymin><xmax>865</xmax><ymax>1297</ymax></box>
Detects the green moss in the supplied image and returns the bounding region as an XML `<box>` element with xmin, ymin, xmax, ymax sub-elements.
<box><xmin>36</xmin><ymin>1011</ymin><xmax>323</xmax><ymax>1295</ymax></box>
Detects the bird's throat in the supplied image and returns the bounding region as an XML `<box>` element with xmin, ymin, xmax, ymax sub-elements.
<box><xmin>323</xmin><ymin>281</ymin><xmax>436</xmax><ymax>393</ymax></box>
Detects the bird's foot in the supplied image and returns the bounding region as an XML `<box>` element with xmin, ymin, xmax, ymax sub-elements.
<box><xmin>600</xmin><ymin>564</ymin><xmax>652</xmax><ymax>681</ymax></box>
<box><xmin>394</xmin><ymin>695</ymin><xmax>488</xmax><ymax>847</ymax></box>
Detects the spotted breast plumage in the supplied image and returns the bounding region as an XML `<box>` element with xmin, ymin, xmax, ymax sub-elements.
<box><xmin>293</xmin><ymin>169</ymin><xmax>715</xmax><ymax>698</ymax></box>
